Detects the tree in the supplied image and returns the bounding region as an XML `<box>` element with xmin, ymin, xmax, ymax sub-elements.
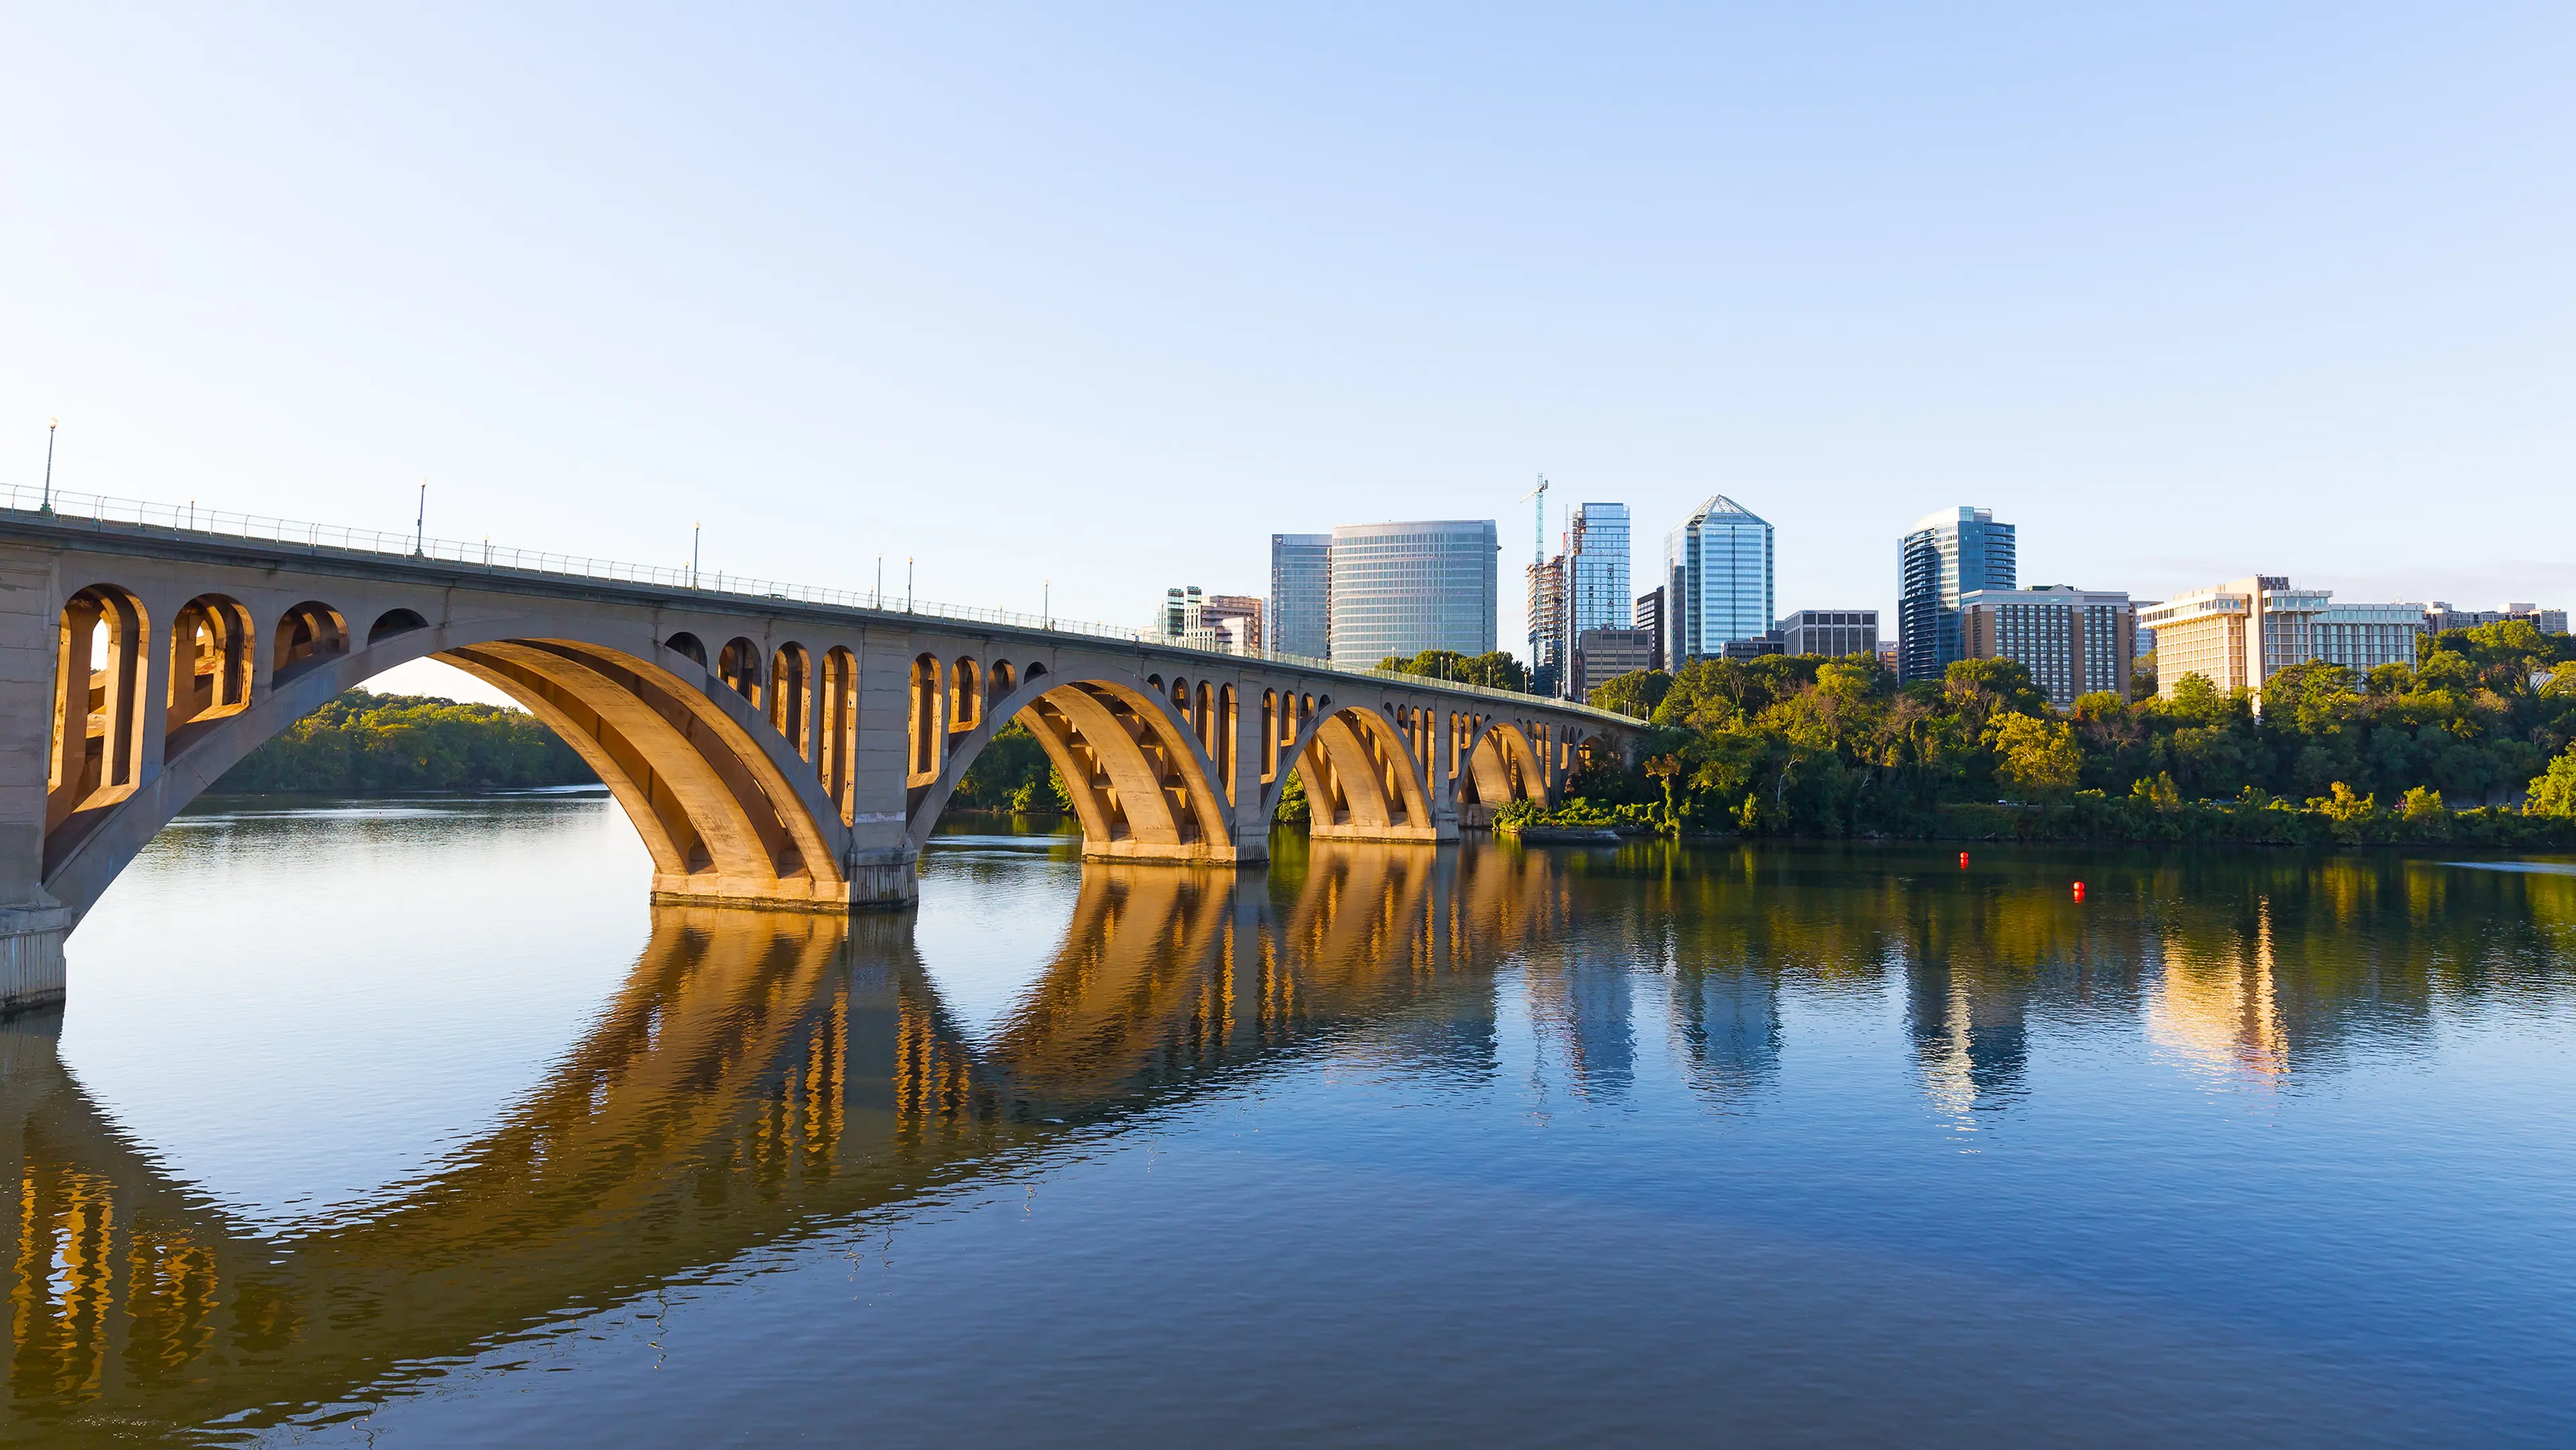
<box><xmin>1589</xmin><ymin>669</ymin><xmax>1672</xmax><ymax>720</ymax></box>
<box><xmin>2529</xmin><ymin>745</ymin><xmax>2576</xmax><ymax>818</ymax></box>
<box><xmin>1987</xmin><ymin>712</ymin><xmax>2082</xmax><ymax>795</ymax></box>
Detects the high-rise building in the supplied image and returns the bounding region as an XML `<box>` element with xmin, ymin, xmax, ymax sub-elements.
<box><xmin>1326</xmin><ymin>520</ymin><xmax>1500</xmax><ymax>668</ymax></box>
<box><xmin>1633</xmin><ymin>588</ymin><xmax>1666</xmax><ymax>672</ymax></box>
<box><xmin>1572</xmin><ymin>627</ymin><xmax>1656</xmax><ymax>699</ymax></box>
<box><xmin>1268</xmin><ymin>533</ymin><xmax>1330</xmax><ymax>660</ymax></box>
<box><xmin>1958</xmin><ymin>586</ymin><xmax>2133</xmax><ymax>707</ymax></box>
<box><xmin>1527</xmin><ymin>555</ymin><xmax>1566</xmax><ymax>698</ymax></box>
<box><xmin>1662</xmin><ymin>496</ymin><xmax>1774</xmax><ymax>667</ymax></box>
<box><xmin>2139</xmin><ymin>576</ymin><xmax>2332</xmax><ymax>698</ymax></box>
<box><xmin>1560</xmin><ymin>503</ymin><xmax>1631</xmax><ymax>698</ymax></box>
<box><xmin>1776</xmin><ymin>609</ymin><xmax>1879</xmax><ymax>660</ymax></box>
<box><xmin>1898</xmin><ymin>506</ymin><xmax>2017</xmax><ymax>683</ymax></box>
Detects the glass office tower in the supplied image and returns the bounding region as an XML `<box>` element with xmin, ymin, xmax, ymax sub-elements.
<box><xmin>1561</xmin><ymin>502</ymin><xmax>1631</xmax><ymax>697</ymax></box>
<box><xmin>1897</xmin><ymin>506</ymin><xmax>2017</xmax><ymax>683</ymax></box>
<box><xmin>1662</xmin><ymin>496</ymin><xmax>1774</xmax><ymax>666</ymax></box>
<box><xmin>1326</xmin><ymin>520</ymin><xmax>1499</xmax><ymax>668</ymax></box>
<box><xmin>1268</xmin><ymin>533</ymin><xmax>1331</xmax><ymax>660</ymax></box>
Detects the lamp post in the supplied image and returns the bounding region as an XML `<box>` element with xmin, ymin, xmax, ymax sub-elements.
<box><xmin>42</xmin><ymin>418</ymin><xmax>57</xmax><ymax>513</ymax></box>
<box><xmin>692</xmin><ymin>523</ymin><xmax>701</xmax><ymax>588</ymax></box>
<box><xmin>415</xmin><ymin>480</ymin><xmax>427</xmax><ymax>556</ymax></box>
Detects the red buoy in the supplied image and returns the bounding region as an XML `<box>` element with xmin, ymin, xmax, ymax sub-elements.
<box><xmin>1959</xmin><ymin>852</ymin><xmax>1970</xmax><ymax>869</ymax></box>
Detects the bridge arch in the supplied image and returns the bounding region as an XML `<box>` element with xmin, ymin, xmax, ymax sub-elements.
<box><xmin>903</xmin><ymin>671</ymin><xmax>1235</xmax><ymax>859</ymax></box>
<box><xmin>1262</xmin><ymin>700</ymin><xmax>1440</xmax><ymax>843</ymax></box>
<box><xmin>36</xmin><ymin>603</ymin><xmax>866</xmax><ymax>924</ymax></box>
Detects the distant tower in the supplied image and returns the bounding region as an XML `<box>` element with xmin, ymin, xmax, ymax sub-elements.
<box><xmin>1268</xmin><ymin>533</ymin><xmax>1331</xmax><ymax>659</ymax></box>
<box><xmin>1897</xmin><ymin>507</ymin><xmax>2017</xmax><ymax>683</ymax></box>
<box><xmin>1662</xmin><ymin>496</ymin><xmax>1774</xmax><ymax>666</ymax></box>
<box><xmin>1561</xmin><ymin>502</ymin><xmax>1632</xmax><ymax>698</ymax></box>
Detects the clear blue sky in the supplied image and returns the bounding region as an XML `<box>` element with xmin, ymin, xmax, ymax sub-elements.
<box><xmin>5</xmin><ymin>5</ymin><xmax>2569</xmax><ymax>702</ymax></box>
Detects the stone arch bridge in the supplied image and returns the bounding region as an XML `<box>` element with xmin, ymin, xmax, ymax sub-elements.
<box><xmin>0</xmin><ymin>502</ymin><xmax>1633</xmax><ymax>1011</ymax></box>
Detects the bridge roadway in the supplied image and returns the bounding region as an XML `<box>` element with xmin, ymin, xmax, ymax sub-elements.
<box><xmin>2</xmin><ymin>843</ymin><xmax>1571</xmax><ymax>1436</ymax></box>
<box><xmin>0</xmin><ymin>496</ymin><xmax>1634</xmax><ymax>1012</ymax></box>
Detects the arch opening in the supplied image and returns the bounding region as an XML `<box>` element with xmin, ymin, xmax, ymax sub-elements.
<box><xmin>47</xmin><ymin>585</ymin><xmax>150</xmax><ymax>864</ymax></box>
<box><xmin>716</xmin><ymin>638</ymin><xmax>762</xmax><ymax>703</ymax></box>
<box><xmin>769</xmin><ymin>643</ymin><xmax>812</xmax><ymax>761</ymax></box>
<box><xmin>665</xmin><ymin>632</ymin><xmax>709</xmax><ymax>669</ymax></box>
<box><xmin>367</xmin><ymin>608</ymin><xmax>429</xmax><ymax>647</ymax></box>
<box><xmin>270</xmin><ymin>602</ymin><xmax>348</xmax><ymax>688</ymax></box>
<box><xmin>167</xmin><ymin>594</ymin><xmax>253</xmax><ymax>748</ymax></box>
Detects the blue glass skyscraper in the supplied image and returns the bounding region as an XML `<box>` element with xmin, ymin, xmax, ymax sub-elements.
<box><xmin>1662</xmin><ymin>496</ymin><xmax>1774</xmax><ymax>666</ymax></box>
<box><xmin>1897</xmin><ymin>506</ymin><xmax>2017</xmax><ymax>683</ymax></box>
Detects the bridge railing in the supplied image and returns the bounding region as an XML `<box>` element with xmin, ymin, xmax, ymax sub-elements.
<box><xmin>0</xmin><ymin>483</ymin><xmax>1641</xmax><ymax>728</ymax></box>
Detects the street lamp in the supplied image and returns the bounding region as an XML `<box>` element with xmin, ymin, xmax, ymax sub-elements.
<box><xmin>42</xmin><ymin>418</ymin><xmax>57</xmax><ymax>513</ymax></box>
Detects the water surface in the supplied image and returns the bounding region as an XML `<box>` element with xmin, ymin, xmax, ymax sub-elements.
<box><xmin>8</xmin><ymin>797</ymin><xmax>2575</xmax><ymax>1445</ymax></box>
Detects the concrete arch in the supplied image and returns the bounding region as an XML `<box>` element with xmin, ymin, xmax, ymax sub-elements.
<box><xmin>35</xmin><ymin>618</ymin><xmax>870</xmax><ymax>925</ymax></box>
<box><xmin>1455</xmin><ymin>718</ymin><xmax>1554</xmax><ymax>813</ymax></box>
<box><xmin>1260</xmin><ymin>701</ymin><xmax>1442</xmax><ymax>844</ymax></box>
<box><xmin>902</xmin><ymin>672</ymin><xmax>1240</xmax><ymax>860</ymax></box>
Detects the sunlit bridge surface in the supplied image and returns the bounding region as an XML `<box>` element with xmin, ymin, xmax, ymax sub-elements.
<box><xmin>9</xmin><ymin>799</ymin><xmax>2576</xmax><ymax>1445</ymax></box>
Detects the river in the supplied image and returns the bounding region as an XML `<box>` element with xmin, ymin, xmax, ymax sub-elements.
<box><xmin>7</xmin><ymin>793</ymin><xmax>2575</xmax><ymax>1445</ymax></box>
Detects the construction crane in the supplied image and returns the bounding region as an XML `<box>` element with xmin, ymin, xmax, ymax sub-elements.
<box><xmin>1519</xmin><ymin>474</ymin><xmax>1549</xmax><ymax>565</ymax></box>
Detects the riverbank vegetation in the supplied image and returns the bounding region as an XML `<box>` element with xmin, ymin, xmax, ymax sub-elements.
<box><xmin>215</xmin><ymin>690</ymin><xmax>596</xmax><ymax>794</ymax></box>
<box><xmin>1544</xmin><ymin>620</ymin><xmax>2576</xmax><ymax>846</ymax></box>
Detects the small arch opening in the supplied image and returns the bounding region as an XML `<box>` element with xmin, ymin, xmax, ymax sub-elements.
<box><xmin>168</xmin><ymin>593</ymin><xmax>253</xmax><ymax>739</ymax></box>
<box><xmin>769</xmin><ymin>643</ymin><xmax>812</xmax><ymax>757</ymax></box>
<box><xmin>50</xmin><ymin>585</ymin><xmax>150</xmax><ymax>840</ymax></box>
<box><xmin>951</xmin><ymin>657</ymin><xmax>981</xmax><ymax>734</ymax></box>
<box><xmin>270</xmin><ymin>602</ymin><xmax>350</xmax><ymax>687</ymax></box>
<box><xmin>367</xmin><ymin>608</ymin><xmax>429</xmax><ymax>646</ymax></box>
<box><xmin>665</xmin><ymin>632</ymin><xmax>709</xmax><ymax>669</ymax></box>
<box><xmin>717</xmin><ymin>637</ymin><xmax>762</xmax><ymax>702</ymax></box>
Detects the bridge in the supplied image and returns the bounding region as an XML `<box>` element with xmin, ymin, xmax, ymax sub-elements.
<box><xmin>0</xmin><ymin>488</ymin><xmax>1635</xmax><ymax>1013</ymax></box>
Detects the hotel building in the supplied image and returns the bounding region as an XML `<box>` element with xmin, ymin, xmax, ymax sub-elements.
<box><xmin>1959</xmin><ymin>587</ymin><xmax>2133</xmax><ymax>707</ymax></box>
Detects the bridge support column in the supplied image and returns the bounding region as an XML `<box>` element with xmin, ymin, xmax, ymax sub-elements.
<box><xmin>1228</xmin><ymin>685</ymin><xmax>1273</xmax><ymax>864</ymax></box>
<box><xmin>843</xmin><ymin>636</ymin><xmax>922</xmax><ymax>909</ymax></box>
<box><xmin>0</xmin><ymin>549</ymin><xmax>69</xmax><ymax>1013</ymax></box>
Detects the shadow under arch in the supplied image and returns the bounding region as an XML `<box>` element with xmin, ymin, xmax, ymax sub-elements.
<box><xmin>0</xmin><ymin>841</ymin><xmax>1565</xmax><ymax>1435</ymax></box>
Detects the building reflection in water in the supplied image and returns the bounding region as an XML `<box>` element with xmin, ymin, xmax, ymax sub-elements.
<box><xmin>7</xmin><ymin>839</ymin><xmax>2571</xmax><ymax>1437</ymax></box>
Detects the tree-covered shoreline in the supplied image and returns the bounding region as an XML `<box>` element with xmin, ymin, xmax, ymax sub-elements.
<box><xmin>1555</xmin><ymin>620</ymin><xmax>2576</xmax><ymax>848</ymax></box>
<box><xmin>214</xmin><ymin>690</ymin><xmax>596</xmax><ymax>795</ymax></box>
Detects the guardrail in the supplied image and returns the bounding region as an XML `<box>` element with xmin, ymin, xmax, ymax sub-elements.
<box><xmin>0</xmin><ymin>482</ymin><xmax>1640</xmax><ymax>728</ymax></box>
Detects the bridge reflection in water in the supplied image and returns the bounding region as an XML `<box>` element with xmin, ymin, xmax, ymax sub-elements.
<box><xmin>9</xmin><ymin>835</ymin><xmax>2576</xmax><ymax>1439</ymax></box>
<box><xmin>2</xmin><ymin>840</ymin><xmax>1564</xmax><ymax>1437</ymax></box>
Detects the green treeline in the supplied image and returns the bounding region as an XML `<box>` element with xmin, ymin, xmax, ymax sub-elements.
<box><xmin>1375</xmin><ymin>649</ymin><xmax>1529</xmax><ymax>692</ymax></box>
<box><xmin>215</xmin><ymin>690</ymin><xmax>596</xmax><ymax>794</ymax></box>
<box><xmin>1564</xmin><ymin>620</ymin><xmax>2576</xmax><ymax>845</ymax></box>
